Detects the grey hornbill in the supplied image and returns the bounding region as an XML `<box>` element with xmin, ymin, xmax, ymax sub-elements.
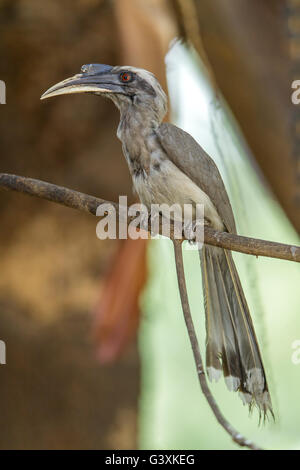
<box><xmin>41</xmin><ymin>63</ymin><xmax>272</xmax><ymax>417</ymax></box>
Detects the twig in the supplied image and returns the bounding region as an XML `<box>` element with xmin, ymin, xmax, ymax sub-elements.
<box><xmin>172</xmin><ymin>239</ymin><xmax>263</xmax><ymax>450</ymax></box>
<box><xmin>0</xmin><ymin>173</ymin><xmax>299</xmax><ymax>262</ymax></box>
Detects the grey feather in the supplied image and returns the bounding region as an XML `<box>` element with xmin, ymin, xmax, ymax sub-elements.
<box><xmin>156</xmin><ymin>123</ymin><xmax>236</xmax><ymax>234</ymax></box>
<box><xmin>201</xmin><ymin>245</ymin><xmax>273</xmax><ymax>417</ymax></box>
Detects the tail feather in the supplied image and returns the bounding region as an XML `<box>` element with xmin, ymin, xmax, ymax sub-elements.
<box><xmin>200</xmin><ymin>245</ymin><xmax>273</xmax><ymax>419</ymax></box>
<box><xmin>201</xmin><ymin>246</ymin><xmax>223</xmax><ymax>382</ymax></box>
<box><xmin>207</xmin><ymin>249</ymin><xmax>242</xmax><ymax>391</ymax></box>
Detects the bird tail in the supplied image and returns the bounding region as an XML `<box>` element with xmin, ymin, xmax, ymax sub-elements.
<box><xmin>200</xmin><ymin>245</ymin><xmax>273</xmax><ymax>419</ymax></box>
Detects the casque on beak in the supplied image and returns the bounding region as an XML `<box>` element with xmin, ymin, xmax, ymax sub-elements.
<box><xmin>41</xmin><ymin>64</ymin><xmax>122</xmax><ymax>100</ymax></box>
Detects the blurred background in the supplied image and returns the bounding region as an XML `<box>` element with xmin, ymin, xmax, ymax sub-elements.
<box><xmin>0</xmin><ymin>0</ymin><xmax>299</xmax><ymax>450</ymax></box>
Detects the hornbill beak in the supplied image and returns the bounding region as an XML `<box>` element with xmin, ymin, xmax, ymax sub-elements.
<box><xmin>41</xmin><ymin>64</ymin><xmax>123</xmax><ymax>100</ymax></box>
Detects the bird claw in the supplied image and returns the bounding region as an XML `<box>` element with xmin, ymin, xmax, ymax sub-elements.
<box><xmin>184</xmin><ymin>220</ymin><xmax>204</xmax><ymax>247</ymax></box>
<box><xmin>148</xmin><ymin>210</ymin><xmax>161</xmax><ymax>237</ymax></box>
<box><xmin>139</xmin><ymin>209</ymin><xmax>160</xmax><ymax>237</ymax></box>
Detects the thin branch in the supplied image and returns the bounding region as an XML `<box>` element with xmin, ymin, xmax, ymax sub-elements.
<box><xmin>0</xmin><ymin>173</ymin><xmax>299</xmax><ymax>262</ymax></box>
<box><xmin>172</xmin><ymin>239</ymin><xmax>263</xmax><ymax>450</ymax></box>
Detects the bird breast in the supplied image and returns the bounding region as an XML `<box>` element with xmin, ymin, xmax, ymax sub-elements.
<box><xmin>131</xmin><ymin>148</ymin><xmax>224</xmax><ymax>231</ymax></box>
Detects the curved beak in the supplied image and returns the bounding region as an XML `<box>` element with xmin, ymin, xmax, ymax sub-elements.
<box><xmin>41</xmin><ymin>64</ymin><xmax>123</xmax><ymax>100</ymax></box>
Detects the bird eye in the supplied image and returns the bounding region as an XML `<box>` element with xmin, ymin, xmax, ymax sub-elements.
<box><xmin>120</xmin><ymin>72</ymin><xmax>132</xmax><ymax>83</ymax></box>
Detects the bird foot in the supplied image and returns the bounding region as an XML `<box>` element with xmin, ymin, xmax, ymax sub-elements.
<box><xmin>184</xmin><ymin>220</ymin><xmax>204</xmax><ymax>247</ymax></box>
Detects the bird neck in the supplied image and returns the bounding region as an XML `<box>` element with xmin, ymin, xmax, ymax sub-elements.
<box><xmin>116</xmin><ymin>105</ymin><xmax>161</xmax><ymax>177</ymax></box>
<box><xmin>117</xmin><ymin>104</ymin><xmax>161</xmax><ymax>142</ymax></box>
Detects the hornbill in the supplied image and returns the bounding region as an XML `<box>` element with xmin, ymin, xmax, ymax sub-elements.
<box><xmin>41</xmin><ymin>63</ymin><xmax>273</xmax><ymax>417</ymax></box>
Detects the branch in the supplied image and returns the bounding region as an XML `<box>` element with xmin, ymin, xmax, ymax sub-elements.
<box><xmin>172</xmin><ymin>239</ymin><xmax>263</xmax><ymax>450</ymax></box>
<box><xmin>0</xmin><ymin>173</ymin><xmax>299</xmax><ymax>262</ymax></box>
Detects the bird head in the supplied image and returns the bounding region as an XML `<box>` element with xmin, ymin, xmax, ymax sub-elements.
<box><xmin>41</xmin><ymin>64</ymin><xmax>167</xmax><ymax>122</ymax></box>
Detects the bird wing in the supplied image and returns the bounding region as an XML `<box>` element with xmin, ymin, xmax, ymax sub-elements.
<box><xmin>156</xmin><ymin>123</ymin><xmax>236</xmax><ymax>234</ymax></box>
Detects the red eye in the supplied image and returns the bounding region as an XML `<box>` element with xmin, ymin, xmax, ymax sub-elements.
<box><xmin>120</xmin><ymin>72</ymin><xmax>132</xmax><ymax>83</ymax></box>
